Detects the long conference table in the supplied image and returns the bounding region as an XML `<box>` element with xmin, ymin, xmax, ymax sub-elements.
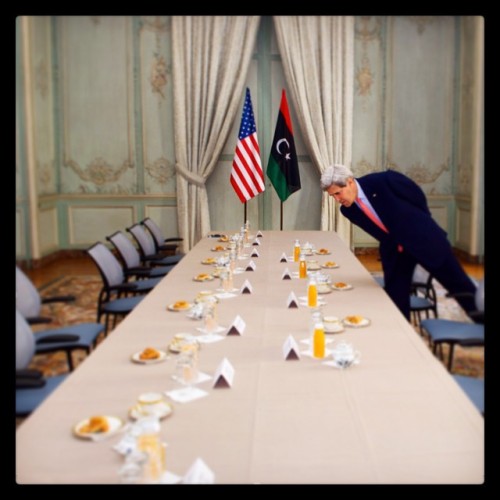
<box><xmin>16</xmin><ymin>231</ymin><xmax>484</xmax><ymax>484</ymax></box>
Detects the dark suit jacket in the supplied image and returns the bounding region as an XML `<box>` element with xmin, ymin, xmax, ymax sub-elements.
<box><xmin>340</xmin><ymin>170</ymin><xmax>450</xmax><ymax>270</ymax></box>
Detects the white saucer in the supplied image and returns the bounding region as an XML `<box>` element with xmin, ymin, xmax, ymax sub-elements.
<box><xmin>129</xmin><ymin>401</ymin><xmax>174</xmax><ymax>420</ymax></box>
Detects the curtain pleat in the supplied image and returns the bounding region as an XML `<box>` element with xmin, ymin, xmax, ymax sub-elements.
<box><xmin>273</xmin><ymin>16</ymin><xmax>355</xmax><ymax>246</ymax></box>
<box><xmin>172</xmin><ymin>16</ymin><xmax>260</xmax><ymax>250</ymax></box>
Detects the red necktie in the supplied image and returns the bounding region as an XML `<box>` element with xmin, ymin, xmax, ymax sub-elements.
<box><xmin>356</xmin><ymin>197</ymin><xmax>388</xmax><ymax>233</ymax></box>
<box><xmin>356</xmin><ymin>197</ymin><xmax>403</xmax><ymax>252</ymax></box>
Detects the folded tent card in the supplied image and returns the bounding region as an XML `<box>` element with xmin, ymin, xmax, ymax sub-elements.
<box><xmin>182</xmin><ymin>457</ymin><xmax>215</xmax><ymax>484</ymax></box>
<box><xmin>282</xmin><ymin>268</ymin><xmax>292</xmax><ymax>280</ymax></box>
<box><xmin>213</xmin><ymin>357</ymin><xmax>235</xmax><ymax>388</ymax></box>
<box><xmin>252</xmin><ymin>238</ymin><xmax>261</xmax><ymax>246</ymax></box>
<box><xmin>283</xmin><ymin>335</ymin><xmax>301</xmax><ymax>360</ymax></box>
<box><xmin>287</xmin><ymin>291</ymin><xmax>299</xmax><ymax>308</ymax></box>
<box><xmin>280</xmin><ymin>252</ymin><xmax>288</xmax><ymax>263</ymax></box>
<box><xmin>245</xmin><ymin>260</ymin><xmax>257</xmax><ymax>271</ymax></box>
<box><xmin>250</xmin><ymin>248</ymin><xmax>259</xmax><ymax>258</ymax></box>
<box><xmin>240</xmin><ymin>280</ymin><xmax>253</xmax><ymax>294</ymax></box>
<box><xmin>226</xmin><ymin>315</ymin><xmax>246</xmax><ymax>336</ymax></box>
<box><xmin>256</xmin><ymin>230</ymin><xmax>263</xmax><ymax>237</ymax></box>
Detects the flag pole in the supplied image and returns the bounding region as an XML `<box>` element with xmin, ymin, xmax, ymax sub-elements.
<box><xmin>280</xmin><ymin>201</ymin><xmax>283</xmax><ymax>230</ymax></box>
<box><xmin>244</xmin><ymin>201</ymin><xmax>247</xmax><ymax>225</ymax></box>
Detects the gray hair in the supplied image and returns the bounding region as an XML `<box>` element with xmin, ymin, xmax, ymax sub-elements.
<box><xmin>320</xmin><ymin>164</ymin><xmax>354</xmax><ymax>190</ymax></box>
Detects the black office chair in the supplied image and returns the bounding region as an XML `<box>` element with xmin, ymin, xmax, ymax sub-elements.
<box><xmin>16</xmin><ymin>266</ymin><xmax>76</xmax><ymax>325</ymax></box>
<box><xmin>420</xmin><ymin>280</ymin><xmax>484</xmax><ymax>372</ymax></box>
<box><xmin>409</xmin><ymin>266</ymin><xmax>438</xmax><ymax>330</ymax></box>
<box><xmin>127</xmin><ymin>223</ymin><xmax>183</xmax><ymax>267</ymax></box>
<box><xmin>107</xmin><ymin>230</ymin><xmax>175</xmax><ymax>279</ymax></box>
<box><xmin>86</xmin><ymin>242</ymin><xmax>152</xmax><ymax>334</ymax></box>
<box><xmin>16</xmin><ymin>310</ymin><xmax>69</xmax><ymax>416</ymax></box>
<box><xmin>141</xmin><ymin>217</ymin><xmax>183</xmax><ymax>255</ymax></box>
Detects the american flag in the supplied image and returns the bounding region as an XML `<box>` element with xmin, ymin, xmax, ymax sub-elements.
<box><xmin>230</xmin><ymin>88</ymin><xmax>265</xmax><ymax>203</ymax></box>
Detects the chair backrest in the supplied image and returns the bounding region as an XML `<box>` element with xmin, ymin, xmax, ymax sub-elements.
<box><xmin>141</xmin><ymin>217</ymin><xmax>164</xmax><ymax>251</ymax></box>
<box><xmin>107</xmin><ymin>231</ymin><xmax>141</xmax><ymax>270</ymax></box>
<box><xmin>87</xmin><ymin>242</ymin><xmax>125</xmax><ymax>289</ymax></box>
<box><xmin>127</xmin><ymin>224</ymin><xmax>156</xmax><ymax>258</ymax></box>
<box><xmin>475</xmin><ymin>279</ymin><xmax>484</xmax><ymax>312</ymax></box>
<box><xmin>412</xmin><ymin>264</ymin><xmax>431</xmax><ymax>285</ymax></box>
<box><xmin>16</xmin><ymin>267</ymin><xmax>42</xmax><ymax>319</ymax></box>
<box><xmin>16</xmin><ymin>309</ymin><xmax>36</xmax><ymax>370</ymax></box>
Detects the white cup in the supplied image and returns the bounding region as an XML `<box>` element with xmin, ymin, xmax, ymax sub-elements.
<box><xmin>136</xmin><ymin>392</ymin><xmax>166</xmax><ymax>417</ymax></box>
<box><xmin>331</xmin><ymin>342</ymin><xmax>361</xmax><ymax>368</ymax></box>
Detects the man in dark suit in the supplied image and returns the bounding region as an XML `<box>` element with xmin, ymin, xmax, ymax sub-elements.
<box><xmin>320</xmin><ymin>164</ymin><xmax>478</xmax><ymax>321</ymax></box>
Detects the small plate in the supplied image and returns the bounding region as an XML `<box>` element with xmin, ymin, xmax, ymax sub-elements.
<box><xmin>342</xmin><ymin>316</ymin><xmax>371</xmax><ymax>328</ymax></box>
<box><xmin>321</xmin><ymin>262</ymin><xmax>339</xmax><ymax>269</ymax></box>
<box><xmin>73</xmin><ymin>416</ymin><xmax>124</xmax><ymax>440</ymax></box>
<box><xmin>193</xmin><ymin>274</ymin><xmax>214</xmax><ymax>282</ymax></box>
<box><xmin>211</xmin><ymin>246</ymin><xmax>226</xmax><ymax>252</ymax></box>
<box><xmin>331</xmin><ymin>282</ymin><xmax>353</xmax><ymax>291</ymax></box>
<box><xmin>317</xmin><ymin>284</ymin><xmax>332</xmax><ymax>295</ymax></box>
<box><xmin>218</xmin><ymin>236</ymin><xmax>229</xmax><ymax>242</ymax></box>
<box><xmin>131</xmin><ymin>349</ymin><xmax>168</xmax><ymax>364</ymax></box>
<box><xmin>201</xmin><ymin>258</ymin><xmax>216</xmax><ymax>265</ymax></box>
<box><xmin>315</xmin><ymin>249</ymin><xmax>331</xmax><ymax>256</ymax></box>
<box><xmin>323</xmin><ymin>316</ymin><xmax>344</xmax><ymax>333</ymax></box>
<box><xmin>167</xmin><ymin>302</ymin><xmax>193</xmax><ymax>312</ymax></box>
<box><xmin>306</xmin><ymin>262</ymin><xmax>321</xmax><ymax>271</ymax></box>
<box><xmin>129</xmin><ymin>401</ymin><xmax>174</xmax><ymax>421</ymax></box>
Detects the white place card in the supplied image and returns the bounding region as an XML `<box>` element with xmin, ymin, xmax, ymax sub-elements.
<box><xmin>280</xmin><ymin>252</ymin><xmax>288</xmax><ymax>263</ymax></box>
<box><xmin>287</xmin><ymin>291</ymin><xmax>299</xmax><ymax>308</ymax></box>
<box><xmin>165</xmin><ymin>386</ymin><xmax>209</xmax><ymax>403</ymax></box>
<box><xmin>252</xmin><ymin>238</ymin><xmax>261</xmax><ymax>246</ymax></box>
<box><xmin>213</xmin><ymin>357</ymin><xmax>235</xmax><ymax>388</ymax></box>
<box><xmin>282</xmin><ymin>268</ymin><xmax>292</xmax><ymax>280</ymax></box>
<box><xmin>251</xmin><ymin>248</ymin><xmax>259</xmax><ymax>257</ymax></box>
<box><xmin>256</xmin><ymin>230</ymin><xmax>263</xmax><ymax>237</ymax></box>
<box><xmin>159</xmin><ymin>470</ymin><xmax>182</xmax><ymax>484</ymax></box>
<box><xmin>283</xmin><ymin>335</ymin><xmax>301</xmax><ymax>360</ymax></box>
<box><xmin>241</xmin><ymin>280</ymin><xmax>253</xmax><ymax>294</ymax></box>
<box><xmin>182</xmin><ymin>458</ymin><xmax>215</xmax><ymax>484</ymax></box>
<box><xmin>227</xmin><ymin>315</ymin><xmax>246</xmax><ymax>336</ymax></box>
<box><xmin>245</xmin><ymin>260</ymin><xmax>256</xmax><ymax>271</ymax></box>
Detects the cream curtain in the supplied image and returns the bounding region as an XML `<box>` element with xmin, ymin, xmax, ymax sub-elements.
<box><xmin>273</xmin><ymin>16</ymin><xmax>355</xmax><ymax>246</ymax></box>
<box><xmin>172</xmin><ymin>16</ymin><xmax>260</xmax><ymax>251</ymax></box>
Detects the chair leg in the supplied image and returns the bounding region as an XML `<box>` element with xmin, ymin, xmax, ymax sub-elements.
<box><xmin>66</xmin><ymin>351</ymin><xmax>74</xmax><ymax>372</ymax></box>
<box><xmin>447</xmin><ymin>344</ymin><xmax>455</xmax><ymax>372</ymax></box>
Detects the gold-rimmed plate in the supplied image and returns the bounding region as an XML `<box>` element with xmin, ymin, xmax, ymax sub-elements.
<box><xmin>342</xmin><ymin>316</ymin><xmax>371</xmax><ymax>328</ymax></box>
<box><xmin>131</xmin><ymin>349</ymin><xmax>168</xmax><ymax>364</ymax></box>
<box><xmin>73</xmin><ymin>416</ymin><xmax>124</xmax><ymax>440</ymax></box>
<box><xmin>129</xmin><ymin>401</ymin><xmax>174</xmax><ymax>421</ymax></box>
<box><xmin>331</xmin><ymin>282</ymin><xmax>353</xmax><ymax>291</ymax></box>
<box><xmin>201</xmin><ymin>257</ymin><xmax>217</xmax><ymax>265</ymax></box>
<box><xmin>321</xmin><ymin>261</ymin><xmax>339</xmax><ymax>269</ymax></box>
<box><xmin>193</xmin><ymin>274</ymin><xmax>214</xmax><ymax>282</ymax></box>
<box><xmin>167</xmin><ymin>302</ymin><xmax>193</xmax><ymax>312</ymax></box>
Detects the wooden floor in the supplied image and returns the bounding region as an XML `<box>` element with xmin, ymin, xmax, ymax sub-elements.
<box><xmin>22</xmin><ymin>251</ymin><xmax>484</xmax><ymax>290</ymax></box>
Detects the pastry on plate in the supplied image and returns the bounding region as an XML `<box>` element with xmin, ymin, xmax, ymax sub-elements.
<box><xmin>171</xmin><ymin>300</ymin><xmax>191</xmax><ymax>311</ymax></box>
<box><xmin>345</xmin><ymin>315</ymin><xmax>364</xmax><ymax>325</ymax></box>
<box><xmin>79</xmin><ymin>416</ymin><xmax>109</xmax><ymax>434</ymax></box>
<box><xmin>139</xmin><ymin>347</ymin><xmax>161</xmax><ymax>360</ymax></box>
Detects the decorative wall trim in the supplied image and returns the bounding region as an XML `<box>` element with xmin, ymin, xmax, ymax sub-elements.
<box><xmin>64</xmin><ymin>157</ymin><xmax>134</xmax><ymax>185</ymax></box>
<box><xmin>144</xmin><ymin>157</ymin><xmax>175</xmax><ymax>184</ymax></box>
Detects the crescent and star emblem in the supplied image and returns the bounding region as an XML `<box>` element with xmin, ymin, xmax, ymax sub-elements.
<box><xmin>276</xmin><ymin>138</ymin><xmax>291</xmax><ymax>160</ymax></box>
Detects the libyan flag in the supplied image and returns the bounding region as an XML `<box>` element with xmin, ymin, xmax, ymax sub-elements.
<box><xmin>266</xmin><ymin>89</ymin><xmax>301</xmax><ymax>202</ymax></box>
